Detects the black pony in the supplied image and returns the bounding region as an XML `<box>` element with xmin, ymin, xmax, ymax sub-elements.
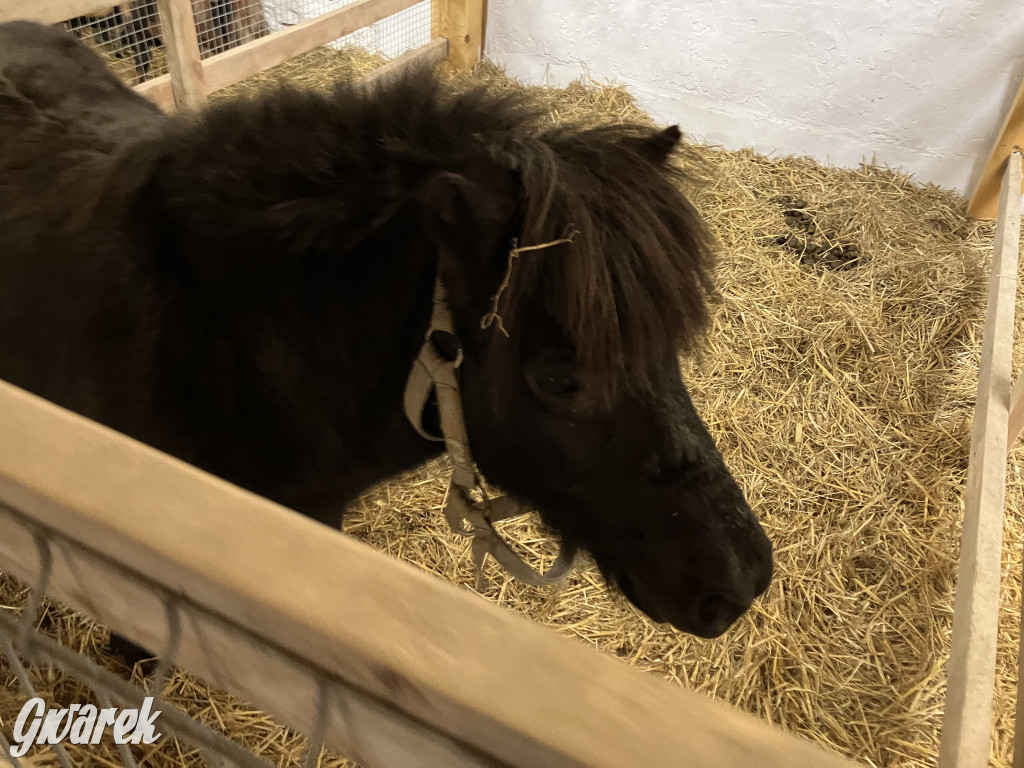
<box><xmin>0</xmin><ymin>22</ymin><xmax>772</xmax><ymax>641</ymax></box>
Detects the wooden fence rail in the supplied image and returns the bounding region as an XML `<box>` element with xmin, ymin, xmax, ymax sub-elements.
<box><xmin>0</xmin><ymin>0</ymin><xmax>473</xmax><ymax>111</ymax></box>
<box><xmin>0</xmin><ymin>378</ymin><xmax>864</xmax><ymax>768</ymax></box>
<box><xmin>939</xmin><ymin>149</ymin><xmax>1023</xmax><ymax>768</ymax></box>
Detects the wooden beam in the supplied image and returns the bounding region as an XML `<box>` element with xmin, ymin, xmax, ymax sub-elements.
<box><xmin>969</xmin><ymin>78</ymin><xmax>1024</xmax><ymax>220</ymax></box>
<box><xmin>136</xmin><ymin>36</ymin><xmax>447</xmax><ymax>113</ymax></box>
<box><xmin>134</xmin><ymin>72</ymin><xmax>175</xmax><ymax>111</ymax></box>
<box><xmin>200</xmin><ymin>0</ymin><xmax>419</xmax><ymax>95</ymax></box>
<box><xmin>136</xmin><ymin>21</ymin><xmax>447</xmax><ymax>112</ymax></box>
<box><xmin>0</xmin><ymin>505</ymin><xmax>498</xmax><ymax>768</ymax></box>
<box><xmin>432</xmin><ymin>0</ymin><xmax>483</xmax><ymax>71</ymax></box>
<box><xmin>0</xmin><ymin>0</ymin><xmax>117</xmax><ymax>24</ymax></box>
<box><xmin>155</xmin><ymin>0</ymin><xmax>206</xmax><ymax>110</ymax></box>
<box><xmin>359</xmin><ymin>37</ymin><xmax>448</xmax><ymax>89</ymax></box>
<box><xmin>0</xmin><ymin>378</ymin><xmax>862</xmax><ymax>768</ymax></box>
<box><xmin>1009</xmin><ymin>372</ymin><xmax>1024</xmax><ymax>447</ymax></box>
<box><xmin>939</xmin><ymin>150</ymin><xmax>1023</xmax><ymax>768</ymax></box>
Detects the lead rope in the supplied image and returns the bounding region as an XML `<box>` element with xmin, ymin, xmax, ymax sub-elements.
<box><xmin>403</xmin><ymin>278</ymin><xmax>578</xmax><ymax>590</ymax></box>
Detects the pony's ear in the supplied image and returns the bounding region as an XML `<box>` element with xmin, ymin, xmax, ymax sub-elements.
<box><xmin>628</xmin><ymin>125</ymin><xmax>683</xmax><ymax>164</ymax></box>
<box><xmin>418</xmin><ymin>166</ymin><xmax>521</xmax><ymax>325</ymax></box>
<box><xmin>423</xmin><ymin>171</ymin><xmax>476</xmax><ymax>226</ymax></box>
<box><xmin>420</xmin><ymin>169</ymin><xmax>518</xmax><ymax>228</ymax></box>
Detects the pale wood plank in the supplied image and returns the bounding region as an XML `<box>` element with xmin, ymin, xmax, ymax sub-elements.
<box><xmin>136</xmin><ymin>36</ymin><xmax>447</xmax><ymax>112</ymax></box>
<box><xmin>0</xmin><ymin>378</ymin><xmax>862</xmax><ymax>768</ymax></box>
<box><xmin>969</xmin><ymin>77</ymin><xmax>1024</xmax><ymax>220</ymax></box>
<box><xmin>0</xmin><ymin>505</ymin><xmax>496</xmax><ymax>768</ymax></box>
<box><xmin>1009</xmin><ymin>372</ymin><xmax>1024</xmax><ymax>447</ymax></box>
<box><xmin>155</xmin><ymin>0</ymin><xmax>206</xmax><ymax>110</ymax></box>
<box><xmin>134</xmin><ymin>71</ymin><xmax>175</xmax><ymax>110</ymax></box>
<box><xmin>432</xmin><ymin>0</ymin><xmax>483</xmax><ymax>71</ymax></box>
<box><xmin>199</xmin><ymin>0</ymin><xmax>419</xmax><ymax>95</ymax></box>
<box><xmin>359</xmin><ymin>37</ymin><xmax>448</xmax><ymax>89</ymax></box>
<box><xmin>0</xmin><ymin>0</ymin><xmax>117</xmax><ymax>24</ymax></box>
<box><xmin>939</xmin><ymin>150</ymin><xmax>1023</xmax><ymax>768</ymax></box>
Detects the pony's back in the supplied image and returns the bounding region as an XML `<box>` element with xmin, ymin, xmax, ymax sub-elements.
<box><xmin>0</xmin><ymin>22</ymin><xmax>164</xmax><ymax>157</ymax></box>
<box><xmin>0</xmin><ymin>23</ymin><xmax>167</xmax><ymax>442</ymax></box>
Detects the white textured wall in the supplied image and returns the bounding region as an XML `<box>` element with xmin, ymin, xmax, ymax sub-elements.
<box><xmin>485</xmin><ymin>0</ymin><xmax>1024</xmax><ymax>195</ymax></box>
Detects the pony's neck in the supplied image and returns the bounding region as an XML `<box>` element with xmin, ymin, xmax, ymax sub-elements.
<box><xmin>126</xmin><ymin>87</ymin><xmax>520</xmax><ymax>520</ymax></box>
<box><xmin>134</xmin><ymin>119</ymin><xmax>451</xmax><ymax>519</ymax></box>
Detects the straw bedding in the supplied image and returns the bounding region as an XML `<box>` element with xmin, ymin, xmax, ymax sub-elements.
<box><xmin>2</xmin><ymin>43</ymin><xmax>1024</xmax><ymax>768</ymax></box>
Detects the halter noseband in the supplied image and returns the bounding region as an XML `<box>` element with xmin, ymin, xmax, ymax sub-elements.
<box><xmin>402</xmin><ymin>277</ymin><xmax>578</xmax><ymax>589</ymax></box>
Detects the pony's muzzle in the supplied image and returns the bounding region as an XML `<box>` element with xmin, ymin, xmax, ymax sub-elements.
<box><xmin>684</xmin><ymin>525</ymin><xmax>774</xmax><ymax>638</ymax></box>
<box><xmin>628</xmin><ymin>518</ymin><xmax>774</xmax><ymax>639</ymax></box>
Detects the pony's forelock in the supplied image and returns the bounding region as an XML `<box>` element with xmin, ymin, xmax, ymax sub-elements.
<box><xmin>484</xmin><ymin>120</ymin><xmax>717</xmax><ymax>402</ymax></box>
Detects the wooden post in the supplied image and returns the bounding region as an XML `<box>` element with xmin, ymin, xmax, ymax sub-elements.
<box><xmin>939</xmin><ymin>150</ymin><xmax>1023</xmax><ymax>768</ymax></box>
<box><xmin>968</xmin><ymin>77</ymin><xmax>1024</xmax><ymax>220</ymax></box>
<box><xmin>432</xmin><ymin>0</ymin><xmax>483</xmax><ymax>71</ymax></box>
<box><xmin>155</xmin><ymin>0</ymin><xmax>207</xmax><ymax>110</ymax></box>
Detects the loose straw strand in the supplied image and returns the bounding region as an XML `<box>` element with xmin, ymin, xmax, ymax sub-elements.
<box><xmin>480</xmin><ymin>230</ymin><xmax>578</xmax><ymax>336</ymax></box>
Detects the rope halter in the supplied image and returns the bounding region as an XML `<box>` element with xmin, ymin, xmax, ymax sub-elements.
<box><xmin>402</xmin><ymin>277</ymin><xmax>578</xmax><ymax>589</ymax></box>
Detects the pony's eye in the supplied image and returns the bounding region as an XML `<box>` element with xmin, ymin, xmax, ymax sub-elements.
<box><xmin>537</xmin><ymin>374</ymin><xmax>580</xmax><ymax>396</ymax></box>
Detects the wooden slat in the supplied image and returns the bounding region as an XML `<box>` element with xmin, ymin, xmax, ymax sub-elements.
<box><xmin>969</xmin><ymin>78</ymin><xmax>1024</xmax><ymax>220</ymax></box>
<box><xmin>155</xmin><ymin>0</ymin><xmax>206</xmax><ymax>110</ymax></box>
<box><xmin>939</xmin><ymin>150</ymin><xmax>1023</xmax><ymax>768</ymax></box>
<box><xmin>200</xmin><ymin>0</ymin><xmax>418</xmax><ymax>95</ymax></box>
<box><xmin>0</xmin><ymin>505</ymin><xmax>497</xmax><ymax>768</ymax></box>
<box><xmin>1009</xmin><ymin>372</ymin><xmax>1024</xmax><ymax>447</ymax></box>
<box><xmin>359</xmin><ymin>37</ymin><xmax>448</xmax><ymax>89</ymax></box>
<box><xmin>432</xmin><ymin>0</ymin><xmax>483</xmax><ymax>71</ymax></box>
<box><xmin>0</xmin><ymin>378</ymin><xmax>862</xmax><ymax>768</ymax></box>
<box><xmin>0</xmin><ymin>0</ymin><xmax>116</xmax><ymax>24</ymax></box>
<box><xmin>134</xmin><ymin>72</ymin><xmax>175</xmax><ymax>111</ymax></box>
<box><xmin>136</xmin><ymin>29</ymin><xmax>449</xmax><ymax>112</ymax></box>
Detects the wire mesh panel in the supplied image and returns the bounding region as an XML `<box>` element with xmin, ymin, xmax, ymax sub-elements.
<box><xmin>192</xmin><ymin>0</ymin><xmax>269</xmax><ymax>58</ymax></box>
<box><xmin>59</xmin><ymin>0</ymin><xmax>435</xmax><ymax>97</ymax></box>
<box><xmin>61</xmin><ymin>2</ymin><xmax>167</xmax><ymax>86</ymax></box>
<box><xmin>259</xmin><ymin>0</ymin><xmax>431</xmax><ymax>59</ymax></box>
<box><xmin>58</xmin><ymin>0</ymin><xmax>272</xmax><ymax>83</ymax></box>
<box><xmin>0</xmin><ymin>506</ymin><xmax>341</xmax><ymax>768</ymax></box>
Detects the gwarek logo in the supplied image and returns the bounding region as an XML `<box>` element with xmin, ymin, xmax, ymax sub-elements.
<box><xmin>7</xmin><ymin>697</ymin><xmax>163</xmax><ymax>757</ymax></box>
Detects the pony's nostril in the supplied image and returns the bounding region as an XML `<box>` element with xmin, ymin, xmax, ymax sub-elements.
<box><xmin>696</xmin><ymin>592</ymin><xmax>747</xmax><ymax>634</ymax></box>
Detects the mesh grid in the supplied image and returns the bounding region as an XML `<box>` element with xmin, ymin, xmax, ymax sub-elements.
<box><xmin>61</xmin><ymin>0</ymin><xmax>434</xmax><ymax>86</ymax></box>
<box><xmin>261</xmin><ymin>0</ymin><xmax>432</xmax><ymax>59</ymax></box>
<box><xmin>61</xmin><ymin>2</ymin><xmax>168</xmax><ymax>86</ymax></box>
<box><xmin>193</xmin><ymin>0</ymin><xmax>270</xmax><ymax>58</ymax></box>
<box><xmin>0</xmin><ymin>505</ymin><xmax>340</xmax><ymax>768</ymax></box>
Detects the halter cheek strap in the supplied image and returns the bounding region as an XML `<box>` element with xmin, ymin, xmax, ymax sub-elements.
<box><xmin>403</xmin><ymin>278</ymin><xmax>578</xmax><ymax>589</ymax></box>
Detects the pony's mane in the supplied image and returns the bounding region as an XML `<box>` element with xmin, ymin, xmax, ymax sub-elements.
<box><xmin>145</xmin><ymin>68</ymin><xmax>716</xmax><ymax>400</ymax></box>
<box><xmin>355</xmin><ymin>70</ymin><xmax>717</xmax><ymax>398</ymax></box>
<box><xmin>494</xmin><ymin>119</ymin><xmax>716</xmax><ymax>398</ymax></box>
